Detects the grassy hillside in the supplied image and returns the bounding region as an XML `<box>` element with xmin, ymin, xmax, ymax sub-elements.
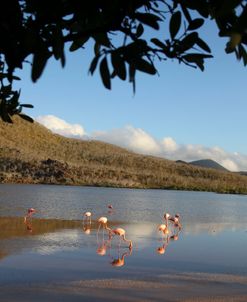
<box><xmin>0</xmin><ymin>117</ymin><xmax>247</xmax><ymax>194</ymax></box>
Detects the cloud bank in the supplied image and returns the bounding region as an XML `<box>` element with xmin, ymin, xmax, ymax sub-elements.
<box><xmin>36</xmin><ymin>115</ymin><xmax>247</xmax><ymax>172</ymax></box>
<box><xmin>36</xmin><ymin>115</ymin><xmax>86</xmax><ymax>138</ymax></box>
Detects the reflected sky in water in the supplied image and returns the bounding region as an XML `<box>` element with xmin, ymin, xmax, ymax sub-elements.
<box><xmin>0</xmin><ymin>184</ymin><xmax>247</xmax><ymax>291</ymax></box>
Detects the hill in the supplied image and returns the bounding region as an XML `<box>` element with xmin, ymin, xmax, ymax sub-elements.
<box><xmin>189</xmin><ymin>159</ymin><xmax>228</xmax><ymax>171</ymax></box>
<box><xmin>0</xmin><ymin>117</ymin><xmax>247</xmax><ymax>194</ymax></box>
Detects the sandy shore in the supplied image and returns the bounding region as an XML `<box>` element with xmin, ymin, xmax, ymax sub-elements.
<box><xmin>1</xmin><ymin>272</ymin><xmax>247</xmax><ymax>301</ymax></box>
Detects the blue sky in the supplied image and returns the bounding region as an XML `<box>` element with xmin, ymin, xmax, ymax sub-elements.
<box><xmin>15</xmin><ymin>21</ymin><xmax>247</xmax><ymax>172</ymax></box>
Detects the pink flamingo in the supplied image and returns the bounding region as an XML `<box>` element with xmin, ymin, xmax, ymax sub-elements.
<box><xmin>169</xmin><ymin>213</ymin><xmax>182</xmax><ymax>229</ymax></box>
<box><xmin>111</xmin><ymin>227</ymin><xmax>132</xmax><ymax>249</ymax></box>
<box><xmin>97</xmin><ymin>217</ymin><xmax>112</xmax><ymax>233</ymax></box>
<box><xmin>164</xmin><ymin>212</ymin><xmax>170</xmax><ymax>227</ymax></box>
<box><xmin>24</xmin><ymin>208</ymin><xmax>36</xmax><ymax>223</ymax></box>
<box><xmin>83</xmin><ymin>211</ymin><xmax>92</xmax><ymax>225</ymax></box>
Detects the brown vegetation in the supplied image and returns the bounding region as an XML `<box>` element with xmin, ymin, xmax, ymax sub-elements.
<box><xmin>0</xmin><ymin>117</ymin><xmax>247</xmax><ymax>194</ymax></box>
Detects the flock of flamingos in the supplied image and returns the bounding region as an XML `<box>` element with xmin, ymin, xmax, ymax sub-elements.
<box><xmin>23</xmin><ymin>205</ymin><xmax>182</xmax><ymax>265</ymax></box>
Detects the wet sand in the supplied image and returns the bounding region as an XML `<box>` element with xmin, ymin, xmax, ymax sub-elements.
<box><xmin>1</xmin><ymin>272</ymin><xmax>247</xmax><ymax>302</ymax></box>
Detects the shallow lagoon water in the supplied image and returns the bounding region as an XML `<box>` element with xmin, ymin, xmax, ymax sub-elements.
<box><xmin>0</xmin><ymin>184</ymin><xmax>247</xmax><ymax>301</ymax></box>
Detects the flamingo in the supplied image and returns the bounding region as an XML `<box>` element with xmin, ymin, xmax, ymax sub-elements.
<box><xmin>169</xmin><ymin>213</ymin><xmax>182</xmax><ymax>229</ymax></box>
<box><xmin>83</xmin><ymin>211</ymin><xmax>92</xmax><ymax>225</ymax></box>
<box><xmin>164</xmin><ymin>212</ymin><xmax>170</xmax><ymax>227</ymax></box>
<box><xmin>24</xmin><ymin>208</ymin><xmax>36</xmax><ymax>223</ymax></box>
<box><xmin>111</xmin><ymin>227</ymin><xmax>132</xmax><ymax>249</ymax></box>
<box><xmin>97</xmin><ymin>217</ymin><xmax>112</xmax><ymax>233</ymax></box>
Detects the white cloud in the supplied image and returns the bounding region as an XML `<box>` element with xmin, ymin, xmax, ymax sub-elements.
<box><xmin>36</xmin><ymin>115</ymin><xmax>247</xmax><ymax>172</ymax></box>
<box><xmin>92</xmin><ymin>125</ymin><xmax>160</xmax><ymax>155</ymax></box>
<box><xmin>36</xmin><ymin>115</ymin><xmax>86</xmax><ymax>138</ymax></box>
<box><xmin>161</xmin><ymin>137</ymin><xmax>178</xmax><ymax>152</ymax></box>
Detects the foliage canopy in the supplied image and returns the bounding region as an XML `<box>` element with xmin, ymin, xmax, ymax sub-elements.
<box><xmin>0</xmin><ymin>0</ymin><xmax>247</xmax><ymax>122</ymax></box>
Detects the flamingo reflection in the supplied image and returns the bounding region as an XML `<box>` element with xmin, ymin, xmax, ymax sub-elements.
<box><xmin>156</xmin><ymin>236</ymin><xmax>170</xmax><ymax>255</ymax></box>
<box><xmin>156</xmin><ymin>217</ymin><xmax>182</xmax><ymax>255</ymax></box>
<box><xmin>83</xmin><ymin>225</ymin><xmax>91</xmax><ymax>235</ymax></box>
<box><xmin>158</xmin><ymin>223</ymin><xmax>169</xmax><ymax>236</ymax></box>
<box><xmin>111</xmin><ymin>249</ymin><xmax>132</xmax><ymax>267</ymax></box>
<box><xmin>24</xmin><ymin>220</ymin><xmax>33</xmax><ymax>233</ymax></box>
<box><xmin>96</xmin><ymin>238</ymin><xmax>111</xmax><ymax>256</ymax></box>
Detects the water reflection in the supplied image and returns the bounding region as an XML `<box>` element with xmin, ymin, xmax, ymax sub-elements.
<box><xmin>156</xmin><ymin>227</ymin><xmax>181</xmax><ymax>255</ymax></box>
<box><xmin>95</xmin><ymin>229</ymin><xmax>133</xmax><ymax>267</ymax></box>
<box><xmin>156</xmin><ymin>214</ymin><xmax>182</xmax><ymax>255</ymax></box>
<box><xmin>96</xmin><ymin>238</ymin><xmax>111</xmax><ymax>257</ymax></box>
<box><xmin>110</xmin><ymin>249</ymin><xmax>132</xmax><ymax>267</ymax></box>
<box><xmin>24</xmin><ymin>219</ymin><xmax>33</xmax><ymax>233</ymax></box>
<box><xmin>83</xmin><ymin>225</ymin><xmax>91</xmax><ymax>235</ymax></box>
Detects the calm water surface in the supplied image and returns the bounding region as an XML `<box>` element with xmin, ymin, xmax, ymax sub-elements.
<box><xmin>0</xmin><ymin>184</ymin><xmax>247</xmax><ymax>301</ymax></box>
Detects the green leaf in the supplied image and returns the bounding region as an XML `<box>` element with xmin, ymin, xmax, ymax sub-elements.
<box><xmin>135</xmin><ymin>13</ymin><xmax>161</xmax><ymax>30</ymax></box>
<box><xmin>89</xmin><ymin>55</ymin><xmax>100</xmax><ymax>75</ymax></box>
<box><xmin>2</xmin><ymin>113</ymin><xmax>13</xmax><ymax>123</ymax></box>
<box><xmin>100</xmin><ymin>57</ymin><xmax>111</xmax><ymax>89</ymax></box>
<box><xmin>136</xmin><ymin>23</ymin><xmax>144</xmax><ymax>38</ymax></box>
<box><xmin>94</xmin><ymin>42</ymin><xmax>101</xmax><ymax>56</ymax></box>
<box><xmin>180</xmin><ymin>4</ymin><xmax>192</xmax><ymax>23</ymax></box>
<box><xmin>18</xmin><ymin>113</ymin><xmax>34</xmax><ymax>123</ymax></box>
<box><xmin>238</xmin><ymin>44</ymin><xmax>247</xmax><ymax>66</ymax></box>
<box><xmin>187</xmin><ymin>18</ymin><xmax>204</xmax><ymax>31</ymax></box>
<box><xmin>20</xmin><ymin>104</ymin><xmax>34</xmax><ymax>108</ymax></box>
<box><xmin>183</xmin><ymin>53</ymin><xmax>212</xmax><ymax>71</ymax></box>
<box><xmin>196</xmin><ymin>37</ymin><xmax>211</xmax><ymax>53</ymax></box>
<box><xmin>183</xmin><ymin>53</ymin><xmax>213</xmax><ymax>61</ymax></box>
<box><xmin>69</xmin><ymin>36</ymin><xmax>89</xmax><ymax>52</ymax></box>
<box><xmin>180</xmin><ymin>32</ymin><xmax>199</xmax><ymax>51</ymax></box>
<box><xmin>31</xmin><ymin>51</ymin><xmax>51</xmax><ymax>82</ymax></box>
<box><xmin>151</xmin><ymin>38</ymin><xmax>166</xmax><ymax>49</ymax></box>
<box><xmin>111</xmin><ymin>52</ymin><xmax>126</xmax><ymax>80</ymax></box>
<box><xmin>92</xmin><ymin>33</ymin><xmax>111</xmax><ymax>47</ymax></box>
<box><xmin>0</xmin><ymin>73</ymin><xmax>10</xmax><ymax>80</ymax></box>
<box><xmin>52</xmin><ymin>27</ymin><xmax>64</xmax><ymax>61</ymax></box>
<box><xmin>134</xmin><ymin>58</ymin><xmax>156</xmax><ymax>75</ymax></box>
<box><xmin>218</xmin><ymin>0</ymin><xmax>242</xmax><ymax>16</ymax></box>
<box><xmin>169</xmin><ymin>11</ymin><xmax>181</xmax><ymax>39</ymax></box>
<box><xmin>129</xmin><ymin>64</ymin><xmax>136</xmax><ymax>94</ymax></box>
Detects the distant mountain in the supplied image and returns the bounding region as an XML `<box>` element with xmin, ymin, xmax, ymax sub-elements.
<box><xmin>175</xmin><ymin>160</ymin><xmax>189</xmax><ymax>165</ymax></box>
<box><xmin>189</xmin><ymin>159</ymin><xmax>228</xmax><ymax>171</ymax></box>
<box><xmin>0</xmin><ymin>117</ymin><xmax>247</xmax><ymax>194</ymax></box>
<box><xmin>237</xmin><ymin>171</ymin><xmax>247</xmax><ymax>176</ymax></box>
